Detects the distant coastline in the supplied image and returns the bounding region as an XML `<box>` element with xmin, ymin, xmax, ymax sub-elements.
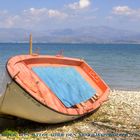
<box><xmin>0</xmin><ymin>26</ymin><xmax>140</xmax><ymax>44</ymax></box>
<box><xmin>0</xmin><ymin>42</ymin><xmax>140</xmax><ymax>44</ymax></box>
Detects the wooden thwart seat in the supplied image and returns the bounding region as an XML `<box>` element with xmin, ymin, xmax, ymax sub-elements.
<box><xmin>75</xmin><ymin>93</ymin><xmax>100</xmax><ymax>108</ymax></box>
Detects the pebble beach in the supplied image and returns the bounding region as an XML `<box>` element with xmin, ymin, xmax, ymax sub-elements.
<box><xmin>0</xmin><ymin>90</ymin><xmax>140</xmax><ymax>140</ymax></box>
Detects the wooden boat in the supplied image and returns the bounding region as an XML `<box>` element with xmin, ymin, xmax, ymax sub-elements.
<box><xmin>0</xmin><ymin>35</ymin><xmax>110</xmax><ymax>123</ymax></box>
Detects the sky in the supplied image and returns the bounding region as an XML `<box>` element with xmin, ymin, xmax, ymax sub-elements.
<box><xmin>0</xmin><ymin>0</ymin><xmax>140</xmax><ymax>32</ymax></box>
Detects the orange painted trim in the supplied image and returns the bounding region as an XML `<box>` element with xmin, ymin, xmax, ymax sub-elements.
<box><xmin>7</xmin><ymin>55</ymin><xmax>110</xmax><ymax>115</ymax></box>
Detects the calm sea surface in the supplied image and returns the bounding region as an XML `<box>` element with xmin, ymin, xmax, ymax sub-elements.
<box><xmin>0</xmin><ymin>43</ymin><xmax>140</xmax><ymax>90</ymax></box>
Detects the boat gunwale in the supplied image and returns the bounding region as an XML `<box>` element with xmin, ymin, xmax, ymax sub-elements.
<box><xmin>6</xmin><ymin>55</ymin><xmax>110</xmax><ymax>116</ymax></box>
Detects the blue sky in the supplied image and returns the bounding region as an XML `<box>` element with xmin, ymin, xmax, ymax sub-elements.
<box><xmin>0</xmin><ymin>0</ymin><xmax>140</xmax><ymax>31</ymax></box>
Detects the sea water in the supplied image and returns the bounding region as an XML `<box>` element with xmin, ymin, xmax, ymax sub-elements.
<box><xmin>0</xmin><ymin>43</ymin><xmax>140</xmax><ymax>91</ymax></box>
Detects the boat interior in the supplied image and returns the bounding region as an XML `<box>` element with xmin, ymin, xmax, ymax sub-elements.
<box><xmin>7</xmin><ymin>55</ymin><xmax>109</xmax><ymax>115</ymax></box>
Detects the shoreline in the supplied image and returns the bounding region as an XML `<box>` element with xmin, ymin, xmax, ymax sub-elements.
<box><xmin>111</xmin><ymin>88</ymin><xmax>140</xmax><ymax>92</ymax></box>
<box><xmin>0</xmin><ymin>42</ymin><xmax>140</xmax><ymax>45</ymax></box>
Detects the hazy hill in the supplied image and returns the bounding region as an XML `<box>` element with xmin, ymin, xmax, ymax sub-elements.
<box><xmin>0</xmin><ymin>26</ymin><xmax>140</xmax><ymax>43</ymax></box>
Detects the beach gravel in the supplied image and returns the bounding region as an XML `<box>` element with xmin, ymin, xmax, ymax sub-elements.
<box><xmin>0</xmin><ymin>90</ymin><xmax>140</xmax><ymax>140</ymax></box>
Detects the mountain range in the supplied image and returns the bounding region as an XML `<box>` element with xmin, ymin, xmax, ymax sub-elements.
<box><xmin>0</xmin><ymin>26</ymin><xmax>140</xmax><ymax>43</ymax></box>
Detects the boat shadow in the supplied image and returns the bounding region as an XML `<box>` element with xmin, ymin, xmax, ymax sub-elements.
<box><xmin>0</xmin><ymin>108</ymin><xmax>99</xmax><ymax>133</ymax></box>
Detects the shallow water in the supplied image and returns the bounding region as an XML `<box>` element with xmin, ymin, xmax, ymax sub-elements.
<box><xmin>0</xmin><ymin>43</ymin><xmax>140</xmax><ymax>90</ymax></box>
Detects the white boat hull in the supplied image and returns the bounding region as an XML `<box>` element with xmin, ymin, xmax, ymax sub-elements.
<box><xmin>0</xmin><ymin>81</ymin><xmax>81</xmax><ymax>123</ymax></box>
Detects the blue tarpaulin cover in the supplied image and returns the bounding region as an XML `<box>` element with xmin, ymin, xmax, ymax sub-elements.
<box><xmin>32</xmin><ymin>67</ymin><xmax>96</xmax><ymax>107</ymax></box>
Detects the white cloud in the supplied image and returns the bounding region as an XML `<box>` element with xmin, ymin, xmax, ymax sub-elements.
<box><xmin>23</xmin><ymin>8</ymin><xmax>68</xmax><ymax>28</ymax></box>
<box><xmin>79</xmin><ymin>0</ymin><xmax>90</xmax><ymax>8</ymax></box>
<box><xmin>23</xmin><ymin>8</ymin><xmax>48</xmax><ymax>17</ymax></box>
<box><xmin>0</xmin><ymin>10</ymin><xmax>20</xmax><ymax>28</ymax></box>
<box><xmin>4</xmin><ymin>15</ymin><xmax>20</xmax><ymax>28</ymax></box>
<box><xmin>0</xmin><ymin>8</ymin><xmax>68</xmax><ymax>28</ymax></box>
<box><xmin>106</xmin><ymin>5</ymin><xmax>140</xmax><ymax>22</ymax></box>
<box><xmin>68</xmin><ymin>0</ymin><xmax>91</xmax><ymax>10</ymax></box>
<box><xmin>48</xmin><ymin>9</ymin><xmax>68</xmax><ymax>18</ymax></box>
<box><xmin>112</xmin><ymin>6</ymin><xmax>140</xmax><ymax>21</ymax></box>
<box><xmin>113</xmin><ymin>6</ymin><xmax>134</xmax><ymax>15</ymax></box>
<box><xmin>23</xmin><ymin>8</ymin><xmax>67</xmax><ymax>19</ymax></box>
<box><xmin>0</xmin><ymin>5</ymin><xmax>97</xmax><ymax>30</ymax></box>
